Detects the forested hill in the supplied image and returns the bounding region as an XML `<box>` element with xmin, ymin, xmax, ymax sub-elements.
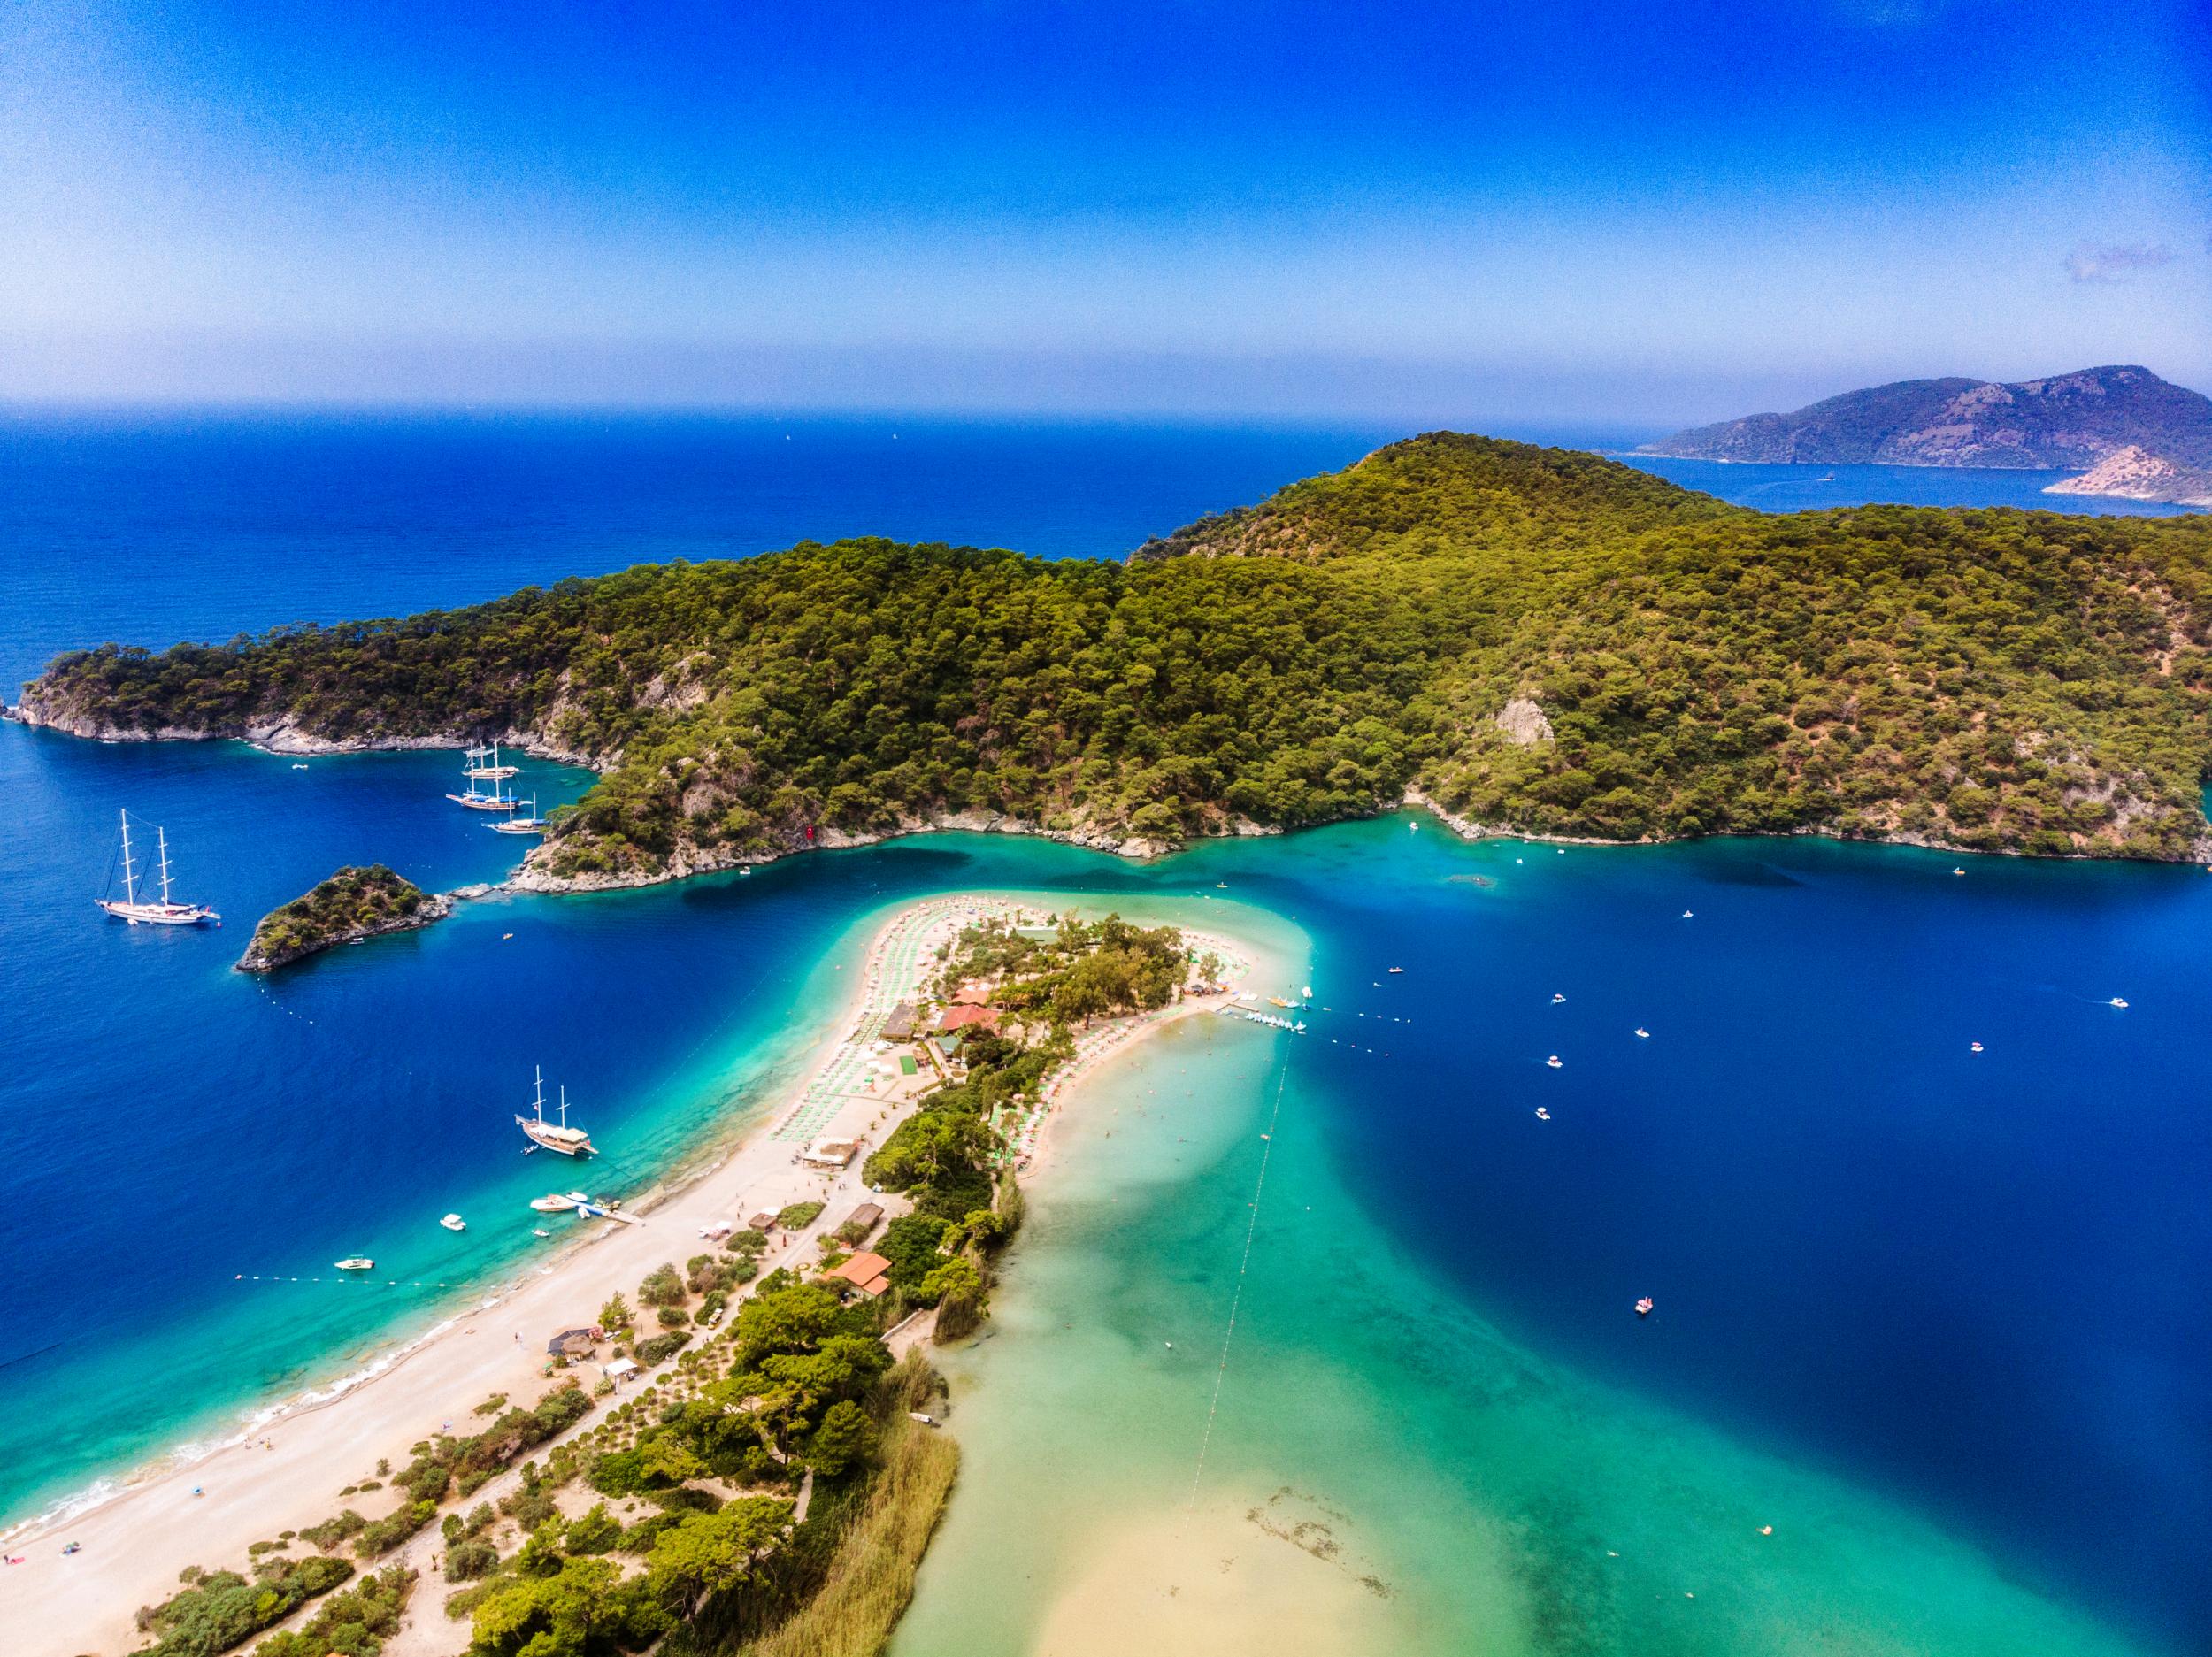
<box><xmin>19</xmin><ymin>434</ymin><xmax>2212</xmax><ymax>883</ymax></box>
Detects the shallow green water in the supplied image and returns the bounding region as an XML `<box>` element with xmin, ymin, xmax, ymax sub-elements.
<box><xmin>892</xmin><ymin>901</ymin><xmax>2147</xmax><ymax>1657</ymax></box>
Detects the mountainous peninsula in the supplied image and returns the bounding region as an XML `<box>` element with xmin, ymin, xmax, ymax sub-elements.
<box><xmin>18</xmin><ymin>436</ymin><xmax>2212</xmax><ymax>878</ymax></box>
<box><xmin>1640</xmin><ymin>365</ymin><xmax>2212</xmax><ymax>506</ymax></box>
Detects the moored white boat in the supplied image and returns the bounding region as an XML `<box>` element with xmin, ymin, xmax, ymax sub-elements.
<box><xmin>489</xmin><ymin>794</ymin><xmax>546</xmax><ymax>834</ymax></box>
<box><xmin>96</xmin><ymin>811</ymin><xmax>219</xmax><ymax>927</ymax></box>
<box><xmin>334</xmin><ymin>1257</ymin><xmax>374</xmax><ymax>1271</ymax></box>
<box><xmin>518</xmin><ymin>1066</ymin><xmax>596</xmax><ymax>1156</ymax></box>
<box><xmin>465</xmin><ymin>740</ymin><xmax>520</xmax><ymax>781</ymax></box>
<box><xmin>440</xmin><ymin>1213</ymin><xmax>466</xmax><ymax>1231</ymax></box>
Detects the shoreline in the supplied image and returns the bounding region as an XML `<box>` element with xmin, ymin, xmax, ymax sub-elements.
<box><xmin>17</xmin><ymin>712</ymin><xmax>2198</xmax><ymax>882</ymax></box>
<box><xmin>0</xmin><ymin>892</ymin><xmax>1266</xmax><ymax>1657</ymax></box>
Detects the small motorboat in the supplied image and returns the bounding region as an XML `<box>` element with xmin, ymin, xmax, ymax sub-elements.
<box><xmin>440</xmin><ymin>1213</ymin><xmax>466</xmax><ymax>1232</ymax></box>
<box><xmin>290</xmin><ymin>763</ymin><xmax>308</xmax><ymax>771</ymax></box>
<box><xmin>530</xmin><ymin>1193</ymin><xmax>578</xmax><ymax>1213</ymax></box>
<box><xmin>1534</xmin><ymin>1107</ymin><xmax>1551</xmax><ymax>1121</ymax></box>
<box><xmin>1681</xmin><ymin>909</ymin><xmax>1694</xmax><ymax>918</ymax></box>
<box><xmin>532</xmin><ymin>1228</ymin><xmax>552</xmax><ymax>1239</ymax></box>
<box><xmin>1952</xmin><ymin>867</ymin><xmax>1965</xmax><ymax>877</ymax></box>
<box><xmin>1546</xmin><ymin>1055</ymin><xmax>1563</xmax><ymax>1070</ymax></box>
<box><xmin>2108</xmin><ymin>997</ymin><xmax>2130</xmax><ymax>1009</ymax></box>
<box><xmin>1551</xmin><ymin>993</ymin><xmax>1566</xmax><ymax>1004</ymax></box>
<box><xmin>1633</xmin><ymin>1027</ymin><xmax>1650</xmax><ymax>1039</ymax></box>
<box><xmin>1970</xmin><ymin>1041</ymin><xmax>1984</xmax><ymax>1053</ymax></box>
<box><xmin>334</xmin><ymin>1258</ymin><xmax>374</xmax><ymax>1271</ymax></box>
<box><xmin>1386</xmin><ymin>966</ymin><xmax>1404</xmax><ymax>974</ymax></box>
<box><xmin>1634</xmin><ymin>1297</ymin><xmax>1655</xmax><ymax>1317</ymax></box>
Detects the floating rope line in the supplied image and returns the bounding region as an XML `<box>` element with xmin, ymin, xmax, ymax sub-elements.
<box><xmin>1181</xmin><ymin>1049</ymin><xmax>1292</xmax><ymax>1534</ymax></box>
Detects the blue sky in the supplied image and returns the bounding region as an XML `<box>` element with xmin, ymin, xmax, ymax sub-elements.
<box><xmin>3</xmin><ymin>0</ymin><xmax>2207</xmax><ymax>423</ymax></box>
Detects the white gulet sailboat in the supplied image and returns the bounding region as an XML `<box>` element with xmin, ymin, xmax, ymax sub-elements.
<box><xmin>517</xmin><ymin>1065</ymin><xmax>596</xmax><ymax>1156</ymax></box>
<box><xmin>446</xmin><ymin>743</ymin><xmax>518</xmax><ymax>812</ymax></box>
<box><xmin>465</xmin><ymin>740</ymin><xmax>519</xmax><ymax>781</ymax></box>
<box><xmin>96</xmin><ymin>810</ymin><xmax>220</xmax><ymax>927</ymax></box>
<box><xmin>488</xmin><ymin>795</ymin><xmax>546</xmax><ymax>834</ymax></box>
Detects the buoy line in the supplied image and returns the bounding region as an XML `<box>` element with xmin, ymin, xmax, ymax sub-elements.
<box><xmin>1181</xmin><ymin>1051</ymin><xmax>1292</xmax><ymax>1534</ymax></box>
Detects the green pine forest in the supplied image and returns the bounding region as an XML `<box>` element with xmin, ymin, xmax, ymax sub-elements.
<box><xmin>24</xmin><ymin>435</ymin><xmax>2212</xmax><ymax>876</ymax></box>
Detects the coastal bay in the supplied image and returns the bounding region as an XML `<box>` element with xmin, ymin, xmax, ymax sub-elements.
<box><xmin>0</xmin><ymin>888</ymin><xmax>1271</xmax><ymax>1655</ymax></box>
<box><xmin>4</xmin><ymin>419</ymin><xmax>2208</xmax><ymax>1655</ymax></box>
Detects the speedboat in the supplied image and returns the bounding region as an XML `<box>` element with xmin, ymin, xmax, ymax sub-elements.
<box><xmin>1633</xmin><ymin>1027</ymin><xmax>1650</xmax><ymax>1039</ymax></box>
<box><xmin>440</xmin><ymin>1214</ymin><xmax>466</xmax><ymax>1232</ymax></box>
<box><xmin>532</xmin><ymin>1228</ymin><xmax>552</xmax><ymax>1239</ymax></box>
<box><xmin>1681</xmin><ymin>909</ymin><xmax>1694</xmax><ymax>918</ymax></box>
<box><xmin>2108</xmin><ymin>997</ymin><xmax>2130</xmax><ymax>1009</ymax></box>
<box><xmin>1634</xmin><ymin>1297</ymin><xmax>1655</xmax><ymax>1317</ymax></box>
<box><xmin>1387</xmin><ymin>967</ymin><xmax>1404</xmax><ymax>974</ymax></box>
<box><xmin>1545</xmin><ymin>1055</ymin><xmax>1563</xmax><ymax>1070</ymax></box>
<box><xmin>334</xmin><ymin>1257</ymin><xmax>374</xmax><ymax>1271</ymax></box>
<box><xmin>1534</xmin><ymin>1107</ymin><xmax>1550</xmax><ymax>1121</ymax></box>
<box><xmin>1551</xmin><ymin>993</ymin><xmax>1565</xmax><ymax>1004</ymax></box>
<box><xmin>1952</xmin><ymin>867</ymin><xmax>1965</xmax><ymax>876</ymax></box>
<box><xmin>530</xmin><ymin>1193</ymin><xmax>579</xmax><ymax>1213</ymax></box>
<box><xmin>1970</xmin><ymin>1041</ymin><xmax>1984</xmax><ymax>1053</ymax></box>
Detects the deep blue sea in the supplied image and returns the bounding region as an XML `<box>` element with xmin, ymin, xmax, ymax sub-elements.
<box><xmin>0</xmin><ymin>414</ymin><xmax>2205</xmax><ymax>1653</ymax></box>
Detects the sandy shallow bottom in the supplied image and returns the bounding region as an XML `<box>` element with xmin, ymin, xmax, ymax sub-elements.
<box><xmin>1031</xmin><ymin>1491</ymin><xmax>1415</xmax><ymax>1657</ymax></box>
<box><xmin>890</xmin><ymin>910</ymin><xmax>2155</xmax><ymax>1657</ymax></box>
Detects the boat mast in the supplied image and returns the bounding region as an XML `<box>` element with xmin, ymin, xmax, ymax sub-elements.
<box><xmin>155</xmin><ymin>825</ymin><xmax>175</xmax><ymax>907</ymax></box>
<box><xmin>557</xmin><ymin>1085</ymin><xmax>570</xmax><ymax>1130</ymax></box>
<box><xmin>533</xmin><ymin>1063</ymin><xmax>548</xmax><ymax>1124</ymax></box>
<box><xmin>118</xmin><ymin>810</ymin><xmax>139</xmax><ymax>905</ymax></box>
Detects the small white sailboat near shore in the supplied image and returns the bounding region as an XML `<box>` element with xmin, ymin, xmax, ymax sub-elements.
<box><xmin>518</xmin><ymin>1067</ymin><xmax>596</xmax><ymax>1157</ymax></box>
<box><xmin>447</xmin><ymin>779</ymin><xmax>517</xmax><ymax>812</ymax></box>
<box><xmin>447</xmin><ymin>746</ymin><xmax>518</xmax><ymax>812</ymax></box>
<box><xmin>464</xmin><ymin>740</ymin><xmax>520</xmax><ymax>781</ymax></box>
<box><xmin>489</xmin><ymin>795</ymin><xmax>546</xmax><ymax>834</ymax></box>
<box><xmin>440</xmin><ymin>1213</ymin><xmax>466</xmax><ymax>1231</ymax></box>
<box><xmin>96</xmin><ymin>810</ymin><xmax>220</xmax><ymax>927</ymax></box>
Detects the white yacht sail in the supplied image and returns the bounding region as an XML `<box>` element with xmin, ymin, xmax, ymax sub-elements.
<box><xmin>517</xmin><ymin>1065</ymin><xmax>596</xmax><ymax>1155</ymax></box>
<box><xmin>96</xmin><ymin>810</ymin><xmax>220</xmax><ymax>927</ymax></box>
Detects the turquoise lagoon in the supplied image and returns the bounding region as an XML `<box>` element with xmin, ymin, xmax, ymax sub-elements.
<box><xmin>4</xmin><ymin>414</ymin><xmax>2207</xmax><ymax>1653</ymax></box>
<box><xmin>6</xmin><ymin>718</ymin><xmax>2206</xmax><ymax>1653</ymax></box>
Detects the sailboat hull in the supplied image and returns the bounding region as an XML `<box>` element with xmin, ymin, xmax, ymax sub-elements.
<box><xmin>97</xmin><ymin>900</ymin><xmax>219</xmax><ymax>927</ymax></box>
<box><xmin>517</xmin><ymin>1116</ymin><xmax>595</xmax><ymax>1155</ymax></box>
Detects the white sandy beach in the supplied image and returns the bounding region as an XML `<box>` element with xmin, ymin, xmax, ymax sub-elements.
<box><xmin>0</xmin><ymin>894</ymin><xmax>1264</xmax><ymax>1657</ymax></box>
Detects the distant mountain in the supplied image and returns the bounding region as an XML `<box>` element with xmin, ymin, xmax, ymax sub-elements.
<box><xmin>1640</xmin><ymin>365</ymin><xmax>2212</xmax><ymax>504</ymax></box>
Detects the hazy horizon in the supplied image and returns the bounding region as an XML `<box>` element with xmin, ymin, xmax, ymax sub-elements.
<box><xmin>5</xmin><ymin>0</ymin><xmax>2206</xmax><ymax>423</ymax></box>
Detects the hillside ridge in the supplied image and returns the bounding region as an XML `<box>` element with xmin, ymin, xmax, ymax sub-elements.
<box><xmin>19</xmin><ymin>434</ymin><xmax>2212</xmax><ymax>881</ymax></box>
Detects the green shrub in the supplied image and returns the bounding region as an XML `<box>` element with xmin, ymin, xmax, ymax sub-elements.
<box><xmin>444</xmin><ymin>1538</ymin><xmax>500</xmax><ymax>1583</ymax></box>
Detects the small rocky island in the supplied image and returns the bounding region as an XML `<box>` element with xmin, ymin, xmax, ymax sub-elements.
<box><xmin>238</xmin><ymin>864</ymin><xmax>451</xmax><ymax>972</ymax></box>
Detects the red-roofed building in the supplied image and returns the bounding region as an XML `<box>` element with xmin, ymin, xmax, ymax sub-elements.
<box><xmin>935</xmin><ymin>1003</ymin><xmax>1002</xmax><ymax>1034</ymax></box>
<box><xmin>825</xmin><ymin>1251</ymin><xmax>894</xmax><ymax>1298</ymax></box>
